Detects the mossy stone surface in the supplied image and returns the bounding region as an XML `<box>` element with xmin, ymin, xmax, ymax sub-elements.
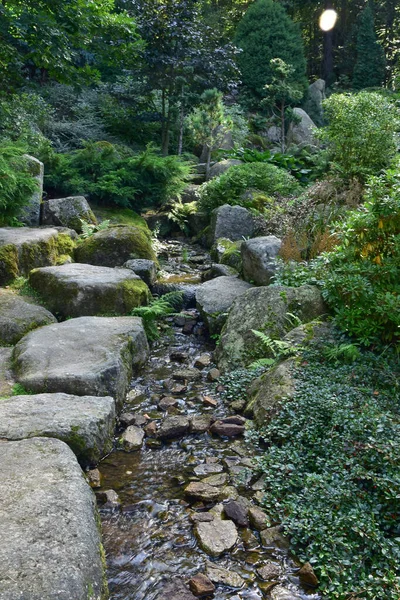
<box><xmin>29</xmin><ymin>263</ymin><xmax>150</xmax><ymax>319</ymax></box>
<box><xmin>75</xmin><ymin>225</ymin><xmax>156</xmax><ymax>267</ymax></box>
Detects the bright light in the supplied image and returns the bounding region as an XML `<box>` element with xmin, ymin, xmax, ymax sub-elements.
<box><xmin>319</xmin><ymin>9</ymin><xmax>338</xmax><ymax>32</ymax></box>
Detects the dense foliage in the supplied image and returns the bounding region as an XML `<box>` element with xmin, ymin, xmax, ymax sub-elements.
<box><xmin>250</xmin><ymin>346</ymin><xmax>400</xmax><ymax>599</ymax></box>
<box><xmin>45</xmin><ymin>142</ymin><xmax>190</xmax><ymax>210</ymax></box>
<box><xmin>198</xmin><ymin>162</ymin><xmax>301</xmax><ymax>212</ymax></box>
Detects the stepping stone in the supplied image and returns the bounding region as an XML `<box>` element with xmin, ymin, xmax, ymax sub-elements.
<box><xmin>29</xmin><ymin>263</ymin><xmax>150</xmax><ymax>318</ymax></box>
<box><xmin>0</xmin><ymin>437</ymin><xmax>107</xmax><ymax>600</ymax></box>
<box><xmin>0</xmin><ymin>291</ymin><xmax>56</xmax><ymax>345</ymax></box>
<box><xmin>0</xmin><ymin>393</ymin><xmax>115</xmax><ymax>467</ymax></box>
<box><xmin>13</xmin><ymin>316</ymin><xmax>149</xmax><ymax>409</ymax></box>
<box><xmin>195</xmin><ymin>517</ymin><xmax>238</xmax><ymax>556</ymax></box>
<box><xmin>0</xmin><ymin>227</ymin><xmax>76</xmax><ymax>285</ymax></box>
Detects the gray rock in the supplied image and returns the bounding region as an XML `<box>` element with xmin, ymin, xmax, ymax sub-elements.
<box><xmin>287</xmin><ymin>108</ymin><xmax>318</xmax><ymax>147</ymax></box>
<box><xmin>241</xmin><ymin>236</ymin><xmax>282</xmax><ymax>286</ymax></box>
<box><xmin>195</xmin><ymin>517</ymin><xmax>238</xmax><ymax>556</ymax></box>
<box><xmin>0</xmin><ymin>437</ymin><xmax>107</xmax><ymax>600</ymax></box>
<box><xmin>205</xmin><ymin>562</ymin><xmax>245</xmax><ymax>588</ymax></box>
<box><xmin>208</xmin><ymin>159</ymin><xmax>243</xmax><ymax>179</ymax></box>
<box><xmin>157</xmin><ymin>416</ymin><xmax>190</xmax><ymax>440</ymax></box>
<box><xmin>123</xmin><ymin>258</ymin><xmax>157</xmax><ymax>286</ymax></box>
<box><xmin>120</xmin><ymin>425</ymin><xmax>145</xmax><ymax>451</ymax></box>
<box><xmin>0</xmin><ymin>392</ymin><xmax>115</xmax><ymax>467</ymax></box>
<box><xmin>0</xmin><ymin>292</ymin><xmax>56</xmax><ymax>345</ymax></box>
<box><xmin>196</xmin><ymin>276</ymin><xmax>253</xmax><ymax>335</ymax></box>
<box><xmin>18</xmin><ymin>155</ymin><xmax>43</xmax><ymax>226</ymax></box>
<box><xmin>217</xmin><ymin>285</ymin><xmax>326</xmax><ymax>370</ymax></box>
<box><xmin>29</xmin><ymin>263</ymin><xmax>149</xmax><ymax>318</ymax></box>
<box><xmin>209</xmin><ymin>204</ymin><xmax>258</xmax><ymax>244</ymax></box>
<box><xmin>74</xmin><ymin>224</ymin><xmax>156</xmax><ymax>266</ymax></box>
<box><xmin>246</xmin><ymin>359</ymin><xmax>295</xmax><ymax>426</ymax></box>
<box><xmin>0</xmin><ymin>226</ymin><xmax>76</xmax><ymax>285</ymax></box>
<box><xmin>270</xmin><ymin>585</ymin><xmax>302</xmax><ymax>600</ymax></box>
<box><xmin>42</xmin><ymin>196</ymin><xmax>97</xmax><ymax>232</ymax></box>
<box><xmin>260</xmin><ymin>526</ymin><xmax>290</xmax><ymax>550</ymax></box>
<box><xmin>13</xmin><ymin>316</ymin><xmax>149</xmax><ymax>409</ymax></box>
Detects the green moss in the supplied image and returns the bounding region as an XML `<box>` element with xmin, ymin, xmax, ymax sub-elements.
<box><xmin>0</xmin><ymin>244</ymin><xmax>19</xmax><ymax>285</ymax></box>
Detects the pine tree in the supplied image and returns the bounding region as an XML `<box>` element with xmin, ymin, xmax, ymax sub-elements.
<box><xmin>353</xmin><ymin>4</ymin><xmax>386</xmax><ymax>90</ymax></box>
<box><xmin>234</xmin><ymin>0</ymin><xmax>307</xmax><ymax>102</ymax></box>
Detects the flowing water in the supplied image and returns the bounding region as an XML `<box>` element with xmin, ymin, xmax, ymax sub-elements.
<box><xmin>98</xmin><ymin>240</ymin><xmax>320</xmax><ymax>600</ymax></box>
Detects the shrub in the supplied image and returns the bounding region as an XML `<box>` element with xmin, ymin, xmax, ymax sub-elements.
<box><xmin>0</xmin><ymin>144</ymin><xmax>38</xmax><ymax>226</ymax></box>
<box><xmin>198</xmin><ymin>162</ymin><xmax>301</xmax><ymax>213</ymax></box>
<box><xmin>45</xmin><ymin>142</ymin><xmax>191</xmax><ymax>211</ymax></box>
<box><xmin>250</xmin><ymin>346</ymin><xmax>400</xmax><ymax>599</ymax></box>
<box><xmin>320</xmin><ymin>92</ymin><xmax>398</xmax><ymax>182</ymax></box>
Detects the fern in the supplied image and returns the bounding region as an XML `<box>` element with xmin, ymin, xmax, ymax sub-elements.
<box><xmin>132</xmin><ymin>291</ymin><xmax>184</xmax><ymax>341</ymax></box>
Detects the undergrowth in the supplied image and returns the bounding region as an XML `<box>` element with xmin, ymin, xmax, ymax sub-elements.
<box><xmin>248</xmin><ymin>346</ymin><xmax>400</xmax><ymax>599</ymax></box>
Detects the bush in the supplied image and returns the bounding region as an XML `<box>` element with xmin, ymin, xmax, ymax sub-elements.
<box><xmin>250</xmin><ymin>346</ymin><xmax>400</xmax><ymax>599</ymax></box>
<box><xmin>320</xmin><ymin>92</ymin><xmax>399</xmax><ymax>182</ymax></box>
<box><xmin>0</xmin><ymin>144</ymin><xmax>38</xmax><ymax>226</ymax></box>
<box><xmin>274</xmin><ymin>167</ymin><xmax>400</xmax><ymax>345</ymax></box>
<box><xmin>198</xmin><ymin>162</ymin><xmax>301</xmax><ymax>213</ymax></box>
<box><xmin>45</xmin><ymin>142</ymin><xmax>191</xmax><ymax>211</ymax></box>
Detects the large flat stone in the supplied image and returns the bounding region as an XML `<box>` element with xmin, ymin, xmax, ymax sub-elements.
<box><xmin>196</xmin><ymin>276</ymin><xmax>253</xmax><ymax>335</ymax></box>
<box><xmin>0</xmin><ymin>393</ymin><xmax>116</xmax><ymax>467</ymax></box>
<box><xmin>0</xmin><ymin>437</ymin><xmax>107</xmax><ymax>600</ymax></box>
<box><xmin>0</xmin><ymin>291</ymin><xmax>57</xmax><ymax>345</ymax></box>
<box><xmin>29</xmin><ymin>263</ymin><xmax>150</xmax><ymax>318</ymax></box>
<box><xmin>13</xmin><ymin>316</ymin><xmax>149</xmax><ymax>409</ymax></box>
<box><xmin>0</xmin><ymin>227</ymin><xmax>76</xmax><ymax>285</ymax></box>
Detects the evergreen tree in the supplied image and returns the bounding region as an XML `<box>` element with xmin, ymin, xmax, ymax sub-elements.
<box><xmin>353</xmin><ymin>4</ymin><xmax>386</xmax><ymax>89</ymax></box>
<box><xmin>234</xmin><ymin>0</ymin><xmax>307</xmax><ymax>102</ymax></box>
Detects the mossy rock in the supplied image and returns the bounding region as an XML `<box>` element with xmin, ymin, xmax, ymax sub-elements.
<box><xmin>75</xmin><ymin>225</ymin><xmax>156</xmax><ymax>267</ymax></box>
<box><xmin>29</xmin><ymin>263</ymin><xmax>150</xmax><ymax>319</ymax></box>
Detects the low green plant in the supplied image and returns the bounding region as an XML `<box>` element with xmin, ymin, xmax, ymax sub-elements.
<box><xmin>198</xmin><ymin>162</ymin><xmax>301</xmax><ymax>213</ymax></box>
<box><xmin>131</xmin><ymin>291</ymin><xmax>183</xmax><ymax>341</ymax></box>
<box><xmin>249</xmin><ymin>346</ymin><xmax>400</xmax><ymax>599</ymax></box>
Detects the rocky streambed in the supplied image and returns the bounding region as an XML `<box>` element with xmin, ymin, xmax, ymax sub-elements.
<box><xmin>95</xmin><ymin>240</ymin><xmax>321</xmax><ymax>600</ymax></box>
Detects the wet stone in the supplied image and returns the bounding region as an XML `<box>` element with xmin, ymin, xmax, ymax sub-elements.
<box><xmin>120</xmin><ymin>426</ymin><xmax>145</xmax><ymax>451</ymax></box>
<box><xmin>257</xmin><ymin>562</ymin><xmax>281</xmax><ymax>581</ymax></box>
<box><xmin>205</xmin><ymin>562</ymin><xmax>245</xmax><ymax>588</ymax></box>
<box><xmin>194</xmin><ymin>463</ymin><xmax>224</xmax><ymax>476</ymax></box>
<box><xmin>189</xmin><ymin>573</ymin><xmax>215</xmax><ymax>597</ymax></box>
<box><xmin>157</xmin><ymin>416</ymin><xmax>190</xmax><ymax>439</ymax></box>
<box><xmin>223</xmin><ymin>499</ymin><xmax>249</xmax><ymax>527</ymax></box>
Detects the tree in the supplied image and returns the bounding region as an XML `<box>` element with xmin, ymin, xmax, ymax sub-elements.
<box><xmin>262</xmin><ymin>59</ymin><xmax>303</xmax><ymax>152</ymax></box>
<box><xmin>186</xmin><ymin>89</ymin><xmax>229</xmax><ymax>179</ymax></box>
<box><xmin>353</xmin><ymin>3</ymin><xmax>386</xmax><ymax>89</ymax></box>
<box><xmin>234</xmin><ymin>0</ymin><xmax>307</xmax><ymax>103</ymax></box>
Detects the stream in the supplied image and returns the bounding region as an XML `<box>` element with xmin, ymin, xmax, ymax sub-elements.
<box><xmin>97</xmin><ymin>239</ymin><xmax>320</xmax><ymax>600</ymax></box>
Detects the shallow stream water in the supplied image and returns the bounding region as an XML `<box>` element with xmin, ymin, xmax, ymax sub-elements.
<box><xmin>98</xmin><ymin>240</ymin><xmax>320</xmax><ymax>600</ymax></box>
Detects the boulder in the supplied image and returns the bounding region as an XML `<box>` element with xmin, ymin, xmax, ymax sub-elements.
<box><xmin>75</xmin><ymin>224</ymin><xmax>156</xmax><ymax>266</ymax></box>
<box><xmin>157</xmin><ymin>416</ymin><xmax>190</xmax><ymax>440</ymax></box>
<box><xmin>205</xmin><ymin>562</ymin><xmax>245</xmax><ymax>588</ymax></box>
<box><xmin>18</xmin><ymin>155</ymin><xmax>44</xmax><ymax>226</ymax></box>
<box><xmin>123</xmin><ymin>258</ymin><xmax>158</xmax><ymax>286</ymax></box>
<box><xmin>195</xmin><ymin>517</ymin><xmax>238</xmax><ymax>556</ymax></box>
<box><xmin>217</xmin><ymin>285</ymin><xmax>326</xmax><ymax>370</ymax></box>
<box><xmin>246</xmin><ymin>359</ymin><xmax>295</xmax><ymax>426</ymax></box>
<box><xmin>209</xmin><ymin>204</ymin><xmax>258</xmax><ymax>245</ymax></box>
<box><xmin>241</xmin><ymin>236</ymin><xmax>282</xmax><ymax>285</ymax></box>
<box><xmin>287</xmin><ymin>108</ymin><xmax>318</xmax><ymax>147</ymax></box>
<box><xmin>208</xmin><ymin>159</ymin><xmax>243</xmax><ymax>179</ymax></box>
<box><xmin>42</xmin><ymin>196</ymin><xmax>97</xmax><ymax>232</ymax></box>
<box><xmin>196</xmin><ymin>276</ymin><xmax>253</xmax><ymax>335</ymax></box>
<box><xmin>120</xmin><ymin>425</ymin><xmax>145</xmax><ymax>451</ymax></box>
<box><xmin>0</xmin><ymin>291</ymin><xmax>56</xmax><ymax>345</ymax></box>
<box><xmin>29</xmin><ymin>263</ymin><xmax>150</xmax><ymax>318</ymax></box>
<box><xmin>0</xmin><ymin>437</ymin><xmax>107</xmax><ymax>600</ymax></box>
<box><xmin>0</xmin><ymin>393</ymin><xmax>115</xmax><ymax>467</ymax></box>
<box><xmin>0</xmin><ymin>227</ymin><xmax>76</xmax><ymax>285</ymax></box>
<box><xmin>13</xmin><ymin>316</ymin><xmax>149</xmax><ymax>409</ymax></box>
